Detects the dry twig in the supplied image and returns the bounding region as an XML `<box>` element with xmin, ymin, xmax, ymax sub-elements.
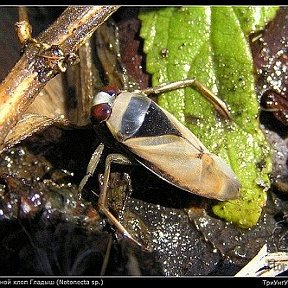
<box><xmin>235</xmin><ymin>244</ymin><xmax>288</xmax><ymax>277</ymax></box>
<box><xmin>0</xmin><ymin>6</ymin><xmax>119</xmax><ymax>152</ymax></box>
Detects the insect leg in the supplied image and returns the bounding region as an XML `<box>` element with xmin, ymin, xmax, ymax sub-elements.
<box><xmin>100</xmin><ymin>235</ymin><xmax>113</xmax><ymax>275</ymax></box>
<box><xmin>140</xmin><ymin>78</ymin><xmax>232</xmax><ymax>120</ymax></box>
<box><xmin>98</xmin><ymin>153</ymin><xmax>142</xmax><ymax>247</ymax></box>
<box><xmin>78</xmin><ymin>143</ymin><xmax>105</xmax><ymax>193</ymax></box>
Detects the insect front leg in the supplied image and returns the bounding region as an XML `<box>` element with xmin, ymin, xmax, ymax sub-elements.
<box><xmin>78</xmin><ymin>143</ymin><xmax>105</xmax><ymax>193</ymax></box>
<box><xmin>98</xmin><ymin>153</ymin><xmax>142</xmax><ymax>247</ymax></box>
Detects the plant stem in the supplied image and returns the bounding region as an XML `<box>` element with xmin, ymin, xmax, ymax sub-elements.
<box><xmin>0</xmin><ymin>6</ymin><xmax>119</xmax><ymax>150</ymax></box>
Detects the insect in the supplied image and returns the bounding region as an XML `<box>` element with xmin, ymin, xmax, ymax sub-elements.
<box><xmin>79</xmin><ymin>78</ymin><xmax>241</xmax><ymax>247</ymax></box>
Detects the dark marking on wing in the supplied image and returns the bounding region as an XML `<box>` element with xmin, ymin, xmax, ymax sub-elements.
<box><xmin>133</xmin><ymin>101</ymin><xmax>181</xmax><ymax>138</ymax></box>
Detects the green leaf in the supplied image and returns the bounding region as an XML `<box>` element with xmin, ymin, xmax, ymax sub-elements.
<box><xmin>234</xmin><ymin>6</ymin><xmax>279</xmax><ymax>35</ymax></box>
<box><xmin>139</xmin><ymin>6</ymin><xmax>278</xmax><ymax>228</ymax></box>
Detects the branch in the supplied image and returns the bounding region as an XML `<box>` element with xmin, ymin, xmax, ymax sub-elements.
<box><xmin>0</xmin><ymin>6</ymin><xmax>119</xmax><ymax>151</ymax></box>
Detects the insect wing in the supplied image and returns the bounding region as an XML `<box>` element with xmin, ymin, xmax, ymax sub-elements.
<box><xmin>107</xmin><ymin>92</ymin><xmax>241</xmax><ymax>201</ymax></box>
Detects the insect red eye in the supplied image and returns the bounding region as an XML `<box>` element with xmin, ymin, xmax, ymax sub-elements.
<box><xmin>91</xmin><ymin>103</ymin><xmax>112</xmax><ymax>123</ymax></box>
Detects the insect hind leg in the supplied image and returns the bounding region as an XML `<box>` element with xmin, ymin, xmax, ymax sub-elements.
<box><xmin>98</xmin><ymin>153</ymin><xmax>143</xmax><ymax>248</ymax></box>
<box><xmin>140</xmin><ymin>79</ymin><xmax>232</xmax><ymax>120</ymax></box>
